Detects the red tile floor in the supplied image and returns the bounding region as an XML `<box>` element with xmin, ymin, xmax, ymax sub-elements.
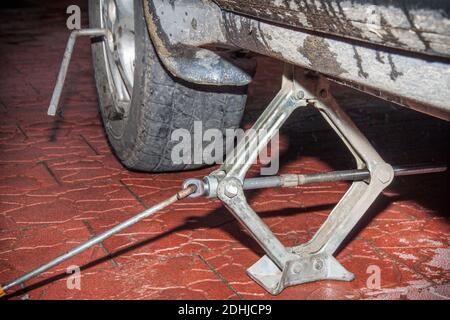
<box><xmin>0</xmin><ymin>1</ymin><xmax>449</xmax><ymax>300</ymax></box>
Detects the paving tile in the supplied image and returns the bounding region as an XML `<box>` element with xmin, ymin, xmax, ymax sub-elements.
<box><xmin>27</xmin><ymin>254</ymin><xmax>237</xmax><ymax>300</ymax></box>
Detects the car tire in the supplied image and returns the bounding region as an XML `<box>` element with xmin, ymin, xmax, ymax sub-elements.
<box><xmin>88</xmin><ymin>0</ymin><xmax>247</xmax><ymax>172</ymax></box>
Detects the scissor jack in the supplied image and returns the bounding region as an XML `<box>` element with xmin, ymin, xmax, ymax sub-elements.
<box><xmin>190</xmin><ymin>65</ymin><xmax>400</xmax><ymax>294</ymax></box>
<box><xmin>0</xmin><ymin>30</ymin><xmax>446</xmax><ymax>297</ymax></box>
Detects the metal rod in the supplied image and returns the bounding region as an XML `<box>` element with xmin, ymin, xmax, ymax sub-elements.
<box><xmin>242</xmin><ymin>163</ymin><xmax>447</xmax><ymax>191</ymax></box>
<box><xmin>184</xmin><ymin>163</ymin><xmax>447</xmax><ymax>198</ymax></box>
<box><xmin>0</xmin><ymin>186</ymin><xmax>196</xmax><ymax>296</ymax></box>
<box><xmin>243</xmin><ymin>175</ymin><xmax>282</xmax><ymax>190</ymax></box>
<box><xmin>392</xmin><ymin>163</ymin><xmax>448</xmax><ymax>176</ymax></box>
<box><xmin>47</xmin><ymin>28</ymin><xmax>106</xmax><ymax>116</ymax></box>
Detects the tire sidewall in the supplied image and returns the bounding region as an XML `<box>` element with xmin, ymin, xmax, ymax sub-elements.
<box><xmin>89</xmin><ymin>0</ymin><xmax>150</xmax><ymax>167</ymax></box>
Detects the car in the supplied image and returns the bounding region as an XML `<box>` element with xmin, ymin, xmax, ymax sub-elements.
<box><xmin>88</xmin><ymin>0</ymin><xmax>449</xmax><ymax>173</ymax></box>
<box><xmin>2</xmin><ymin>0</ymin><xmax>448</xmax><ymax>297</ymax></box>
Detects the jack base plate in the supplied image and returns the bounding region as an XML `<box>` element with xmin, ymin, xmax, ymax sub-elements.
<box><xmin>247</xmin><ymin>253</ymin><xmax>354</xmax><ymax>295</ymax></box>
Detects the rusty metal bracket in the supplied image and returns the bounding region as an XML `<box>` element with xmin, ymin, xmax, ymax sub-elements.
<box><xmin>209</xmin><ymin>64</ymin><xmax>395</xmax><ymax>295</ymax></box>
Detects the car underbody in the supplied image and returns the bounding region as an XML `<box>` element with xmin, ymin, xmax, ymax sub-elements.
<box><xmin>144</xmin><ymin>0</ymin><xmax>450</xmax><ymax>121</ymax></box>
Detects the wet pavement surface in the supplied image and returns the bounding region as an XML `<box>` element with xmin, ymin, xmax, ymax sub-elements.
<box><xmin>0</xmin><ymin>0</ymin><xmax>449</xmax><ymax>300</ymax></box>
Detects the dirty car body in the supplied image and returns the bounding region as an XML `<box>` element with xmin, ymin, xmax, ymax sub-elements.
<box><xmin>145</xmin><ymin>0</ymin><xmax>450</xmax><ymax>120</ymax></box>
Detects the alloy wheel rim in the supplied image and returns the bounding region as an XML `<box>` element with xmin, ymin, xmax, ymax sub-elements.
<box><xmin>100</xmin><ymin>0</ymin><xmax>135</xmax><ymax>114</ymax></box>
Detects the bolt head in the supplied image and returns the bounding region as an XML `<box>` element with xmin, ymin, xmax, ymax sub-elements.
<box><xmin>292</xmin><ymin>263</ymin><xmax>303</xmax><ymax>274</ymax></box>
<box><xmin>224</xmin><ymin>184</ymin><xmax>238</xmax><ymax>198</ymax></box>
<box><xmin>374</xmin><ymin>164</ymin><xmax>394</xmax><ymax>184</ymax></box>
<box><xmin>377</xmin><ymin>171</ymin><xmax>391</xmax><ymax>183</ymax></box>
<box><xmin>313</xmin><ymin>258</ymin><xmax>324</xmax><ymax>271</ymax></box>
<box><xmin>295</xmin><ymin>90</ymin><xmax>305</xmax><ymax>100</ymax></box>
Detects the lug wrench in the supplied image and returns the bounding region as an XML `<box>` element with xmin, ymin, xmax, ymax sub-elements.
<box><xmin>0</xmin><ymin>163</ymin><xmax>445</xmax><ymax>297</ymax></box>
<box><xmin>47</xmin><ymin>28</ymin><xmax>107</xmax><ymax>116</ymax></box>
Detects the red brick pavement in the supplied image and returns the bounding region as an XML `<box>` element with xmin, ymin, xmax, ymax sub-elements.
<box><xmin>0</xmin><ymin>1</ymin><xmax>449</xmax><ymax>300</ymax></box>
